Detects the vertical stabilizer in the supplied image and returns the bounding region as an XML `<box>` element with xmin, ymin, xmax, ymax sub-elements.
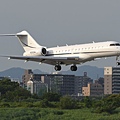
<box><xmin>16</xmin><ymin>31</ymin><xmax>41</xmax><ymax>51</ymax></box>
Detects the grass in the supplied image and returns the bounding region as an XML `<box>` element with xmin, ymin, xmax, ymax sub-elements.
<box><xmin>0</xmin><ymin>108</ymin><xmax>120</xmax><ymax>120</ymax></box>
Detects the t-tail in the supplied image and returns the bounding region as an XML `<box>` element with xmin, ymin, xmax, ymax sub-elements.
<box><xmin>0</xmin><ymin>30</ymin><xmax>47</xmax><ymax>56</ymax></box>
<box><xmin>16</xmin><ymin>31</ymin><xmax>41</xmax><ymax>51</ymax></box>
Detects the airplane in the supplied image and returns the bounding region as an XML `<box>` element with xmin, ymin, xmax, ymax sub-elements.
<box><xmin>0</xmin><ymin>30</ymin><xmax>120</xmax><ymax>71</ymax></box>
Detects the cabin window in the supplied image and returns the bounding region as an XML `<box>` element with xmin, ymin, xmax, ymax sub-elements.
<box><xmin>110</xmin><ymin>44</ymin><xmax>115</xmax><ymax>46</ymax></box>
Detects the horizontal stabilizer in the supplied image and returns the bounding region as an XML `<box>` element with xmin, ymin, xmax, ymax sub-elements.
<box><xmin>0</xmin><ymin>34</ymin><xmax>17</xmax><ymax>36</ymax></box>
<box><xmin>0</xmin><ymin>31</ymin><xmax>28</xmax><ymax>37</ymax></box>
<box><xmin>0</xmin><ymin>34</ymin><xmax>27</xmax><ymax>37</ymax></box>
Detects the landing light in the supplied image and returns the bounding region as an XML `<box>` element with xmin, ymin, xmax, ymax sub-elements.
<box><xmin>24</xmin><ymin>60</ymin><xmax>28</xmax><ymax>63</ymax></box>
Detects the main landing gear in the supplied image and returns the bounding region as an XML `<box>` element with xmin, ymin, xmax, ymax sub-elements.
<box><xmin>70</xmin><ymin>65</ymin><xmax>77</xmax><ymax>71</ymax></box>
<box><xmin>54</xmin><ymin>65</ymin><xmax>61</xmax><ymax>71</ymax></box>
<box><xmin>54</xmin><ymin>65</ymin><xmax>77</xmax><ymax>71</ymax></box>
<box><xmin>116</xmin><ymin>56</ymin><xmax>120</xmax><ymax>66</ymax></box>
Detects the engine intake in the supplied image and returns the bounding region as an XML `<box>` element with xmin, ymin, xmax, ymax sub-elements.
<box><xmin>41</xmin><ymin>47</ymin><xmax>47</xmax><ymax>55</ymax></box>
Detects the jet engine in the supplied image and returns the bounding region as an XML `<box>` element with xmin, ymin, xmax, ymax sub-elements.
<box><xmin>23</xmin><ymin>47</ymin><xmax>47</xmax><ymax>56</ymax></box>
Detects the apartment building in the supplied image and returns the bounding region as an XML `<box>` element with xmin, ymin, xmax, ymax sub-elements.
<box><xmin>82</xmin><ymin>83</ymin><xmax>104</xmax><ymax>96</ymax></box>
<box><xmin>104</xmin><ymin>67</ymin><xmax>120</xmax><ymax>94</ymax></box>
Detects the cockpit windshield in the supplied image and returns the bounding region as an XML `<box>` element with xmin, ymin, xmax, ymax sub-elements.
<box><xmin>110</xmin><ymin>43</ymin><xmax>120</xmax><ymax>46</ymax></box>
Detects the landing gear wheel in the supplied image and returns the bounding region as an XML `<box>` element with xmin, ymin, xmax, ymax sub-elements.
<box><xmin>54</xmin><ymin>65</ymin><xmax>61</xmax><ymax>71</ymax></box>
<box><xmin>117</xmin><ymin>62</ymin><xmax>120</xmax><ymax>66</ymax></box>
<box><xmin>70</xmin><ymin>65</ymin><xmax>77</xmax><ymax>71</ymax></box>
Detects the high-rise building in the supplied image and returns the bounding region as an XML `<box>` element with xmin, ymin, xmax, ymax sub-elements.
<box><xmin>23</xmin><ymin>70</ymin><xmax>93</xmax><ymax>96</ymax></box>
<box><xmin>23</xmin><ymin>70</ymin><xmax>75</xmax><ymax>96</ymax></box>
<box><xmin>95</xmin><ymin>77</ymin><xmax>104</xmax><ymax>87</ymax></box>
<box><xmin>74</xmin><ymin>72</ymin><xmax>93</xmax><ymax>96</ymax></box>
<box><xmin>22</xmin><ymin>69</ymin><xmax>33</xmax><ymax>85</ymax></box>
<box><xmin>22</xmin><ymin>69</ymin><xmax>44</xmax><ymax>87</ymax></box>
<box><xmin>104</xmin><ymin>67</ymin><xmax>120</xmax><ymax>94</ymax></box>
<box><xmin>27</xmin><ymin>79</ymin><xmax>34</xmax><ymax>94</ymax></box>
<box><xmin>41</xmin><ymin>74</ymin><xmax>75</xmax><ymax>95</ymax></box>
<box><xmin>82</xmin><ymin>83</ymin><xmax>104</xmax><ymax>96</ymax></box>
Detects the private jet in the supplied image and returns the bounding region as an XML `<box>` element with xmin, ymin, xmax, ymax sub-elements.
<box><xmin>0</xmin><ymin>31</ymin><xmax>120</xmax><ymax>71</ymax></box>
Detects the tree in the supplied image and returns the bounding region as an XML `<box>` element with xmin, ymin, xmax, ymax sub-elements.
<box><xmin>94</xmin><ymin>94</ymin><xmax>120</xmax><ymax>114</ymax></box>
<box><xmin>42</xmin><ymin>92</ymin><xmax>61</xmax><ymax>102</ymax></box>
<box><xmin>0</xmin><ymin>78</ymin><xmax>19</xmax><ymax>95</ymax></box>
<box><xmin>59</xmin><ymin>96</ymin><xmax>77</xmax><ymax>109</ymax></box>
<box><xmin>83</xmin><ymin>96</ymin><xmax>92</xmax><ymax>108</ymax></box>
<box><xmin>0</xmin><ymin>78</ymin><xmax>32</xmax><ymax>101</ymax></box>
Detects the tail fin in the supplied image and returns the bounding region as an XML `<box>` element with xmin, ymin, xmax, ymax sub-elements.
<box><xmin>0</xmin><ymin>31</ymin><xmax>41</xmax><ymax>52</ymax></box>
<box><xmin>16</xmin><ymin>31</ymin><xmax>41</xmax><ymax>51</ymax></box>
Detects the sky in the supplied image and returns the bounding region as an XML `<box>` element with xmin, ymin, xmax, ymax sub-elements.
<box><xmin>0</xmin><ymin>0</ymin><xmax>120</xmax><ymax>73</ymax></box>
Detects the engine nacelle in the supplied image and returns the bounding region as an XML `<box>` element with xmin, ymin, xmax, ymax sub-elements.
<box><xmin>23</xmin><ymin>47</ymin><xmax>47</xmax><ymax>56</ymax></box>
<box><xmin>41</xmin><ymin>47</ymin><xmax>47</xmax><ymax>55</ymax></box>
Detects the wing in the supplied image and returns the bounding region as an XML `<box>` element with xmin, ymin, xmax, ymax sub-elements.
<box><xmin>1</xmin><ymin>54</ymin><xmax>94</xmax><ymax>66</ymax></box>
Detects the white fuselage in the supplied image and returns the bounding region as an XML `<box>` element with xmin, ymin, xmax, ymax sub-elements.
<box><xmin>24</xmin><ymin>41</ymin><xmax>120</xmax><ymax>63</ymax></box>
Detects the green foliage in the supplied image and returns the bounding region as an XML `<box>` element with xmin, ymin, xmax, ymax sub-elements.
<box><xmin>53</xmin><ymin>110</ymin><xmax>64</xmax><ymax>115</ymax></box>
<box><xmin>42</xmin><ymin>92</ymin><xmax>61</xmax><ymax>102</ymax></box>
<box><xmin>37</xmin><ymin>99</ymin><xmax>50</xmax><ymax>108</ymax></box>
<box><xmin>34</xmin><ymin>99</ymin><xmax>54</xmax><ymax>108</ymax></box>
<box><xmin>0</xmin><ymin>103</ymin><xmax>10</xmax><ymax>108</ymax></box>
<box><xmin>0</xmin><ymin>78</ymin><xmax>32</xmax><ymax>101</ymax></box>
<box><xmin>0</xmin><ymin>108</ymin><xmax>41</xmax><ymax>120</ymax></box>
<box><xmin>0</xmin><ymin>78</ymin><xmax>19</xmax><ymax>95</ymax></box>
<box><xmin>23</xmin><ymin>97</ymin><xmax>39</xmax><ymax>102</ymax></box>
<box><xmin>83</xmin><ymin>96</ymin><xmax>92</xmax><ymax>108</ymax></box>
<box><xmin>59</xmin><ymin>96</ymin><xmax>77</xmax><ymax>109</ymax></box>
<box><xmin>93</xmin><ymin>94</ymin><xmax>120</xmax><ymax>114</ymax></box>
<box><xmin>0</xmin><ymin>108</ymin><xmax>120</xmax><ymax>120</ymax></box>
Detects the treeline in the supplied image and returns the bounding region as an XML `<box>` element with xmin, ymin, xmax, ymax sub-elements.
<box><xmin>0</xmin><ymin>78</ymin><xmax>37</xmax><ymax>101</ymax></box>
<box><xmin>0</xmin><ymin>78</ymin><xmax>120</xmax><ymax>114</ymax></box>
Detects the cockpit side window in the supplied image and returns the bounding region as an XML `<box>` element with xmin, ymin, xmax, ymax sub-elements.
<box><xmin>110</xmin><ymin>43</ymin><xmax>120</xmax><ymax>46</ymax></box>
<box><xmin>116</xmin><ymin>43</ymin><xmax>120</xmax><ymax>46</ymax></box>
